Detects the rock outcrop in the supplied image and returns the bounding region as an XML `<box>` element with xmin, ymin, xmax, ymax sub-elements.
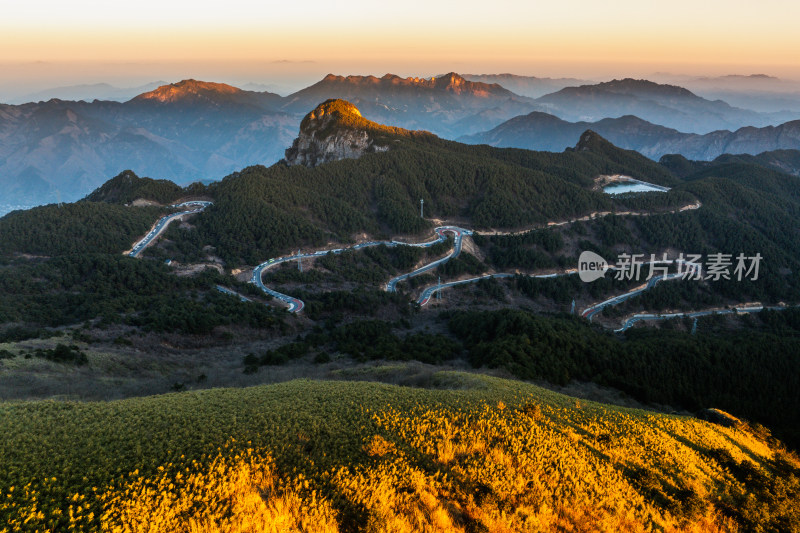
<box><xmin>284</xmin><ymin>100</ymin><xmax>396</xmax><ymax>167</ymax></box>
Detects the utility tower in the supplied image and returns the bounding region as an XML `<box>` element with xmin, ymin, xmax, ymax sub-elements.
<box><xmin>437</xmin><ymin>276</ymin><xmax>442</xmax><ymax>301</ymax></box>
<box><xmin>297</xmin><ymin>251</ymin><xmax>302</xmax><ymax>272</ymax></box>
<box><xmin>691</xmin><ymin>317</ymin><xmax>698</xmax><ymax>335</ymax></box>
<box><xmin>570</xmin><ymin>299</ymin><xmax>575</xmax><ymax>315</ymax></box>
<box><xmin>420</xmin><ymin>198</ymin><xmax>424</xmax><ymax>219</ymax></box>
<box><xmin>56</xmin><ymin>189</ymin><xmax>63</xmax><ymax>209</ymax></box>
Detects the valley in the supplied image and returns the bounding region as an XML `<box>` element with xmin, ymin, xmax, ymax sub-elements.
<box><xmin>1</xmin><ymin>97</ymin><xmax>799</xmax><ymax>532</ymax></box>
<box><xmin>5</xmin><ymin>1</ymin><xmax>800</xmax><ymax>529</ymax></box>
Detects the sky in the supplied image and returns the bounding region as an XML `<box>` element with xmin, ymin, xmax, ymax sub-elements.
<box><xmin>1</xmin><ymin>0</ymin><xmax>799</xmax><ymax>97</ymax></box>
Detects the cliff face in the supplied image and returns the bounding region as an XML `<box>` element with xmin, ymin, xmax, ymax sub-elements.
<box><xmin>284</xmin><ymin>100</ymin><xmax>391</xmax><ymax>167</ymax></box>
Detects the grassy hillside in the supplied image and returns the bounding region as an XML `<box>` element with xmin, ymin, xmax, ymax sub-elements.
<box><xmin>1</xmin><ymin>375</ymin><xmax>797</xmax><ymax>532</ymax></box>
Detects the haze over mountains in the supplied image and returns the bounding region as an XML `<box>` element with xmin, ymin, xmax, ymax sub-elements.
<box><xmin>0</xmin><ymin>80</ymin><xmax>298</xmax><ymax>205</ymax></box>
<box><xmin>1</xmin><ymin>73</ymin><xmax>537</xmax><ymax>204</ymax></box>
<box><xmin>460</xmin><ymin>111</ymin><xmax>800</xmax><ymax>164</ymax></box>
<box><xmin>2</xmin><ymin>73</ymin><xmax>799</xmax><ymax>206</ymax></box>
<box><xmin>650</xmin><ymin>73</ymin><xmax>800</xmax><ymax>113</ymax></box>
<box><xmin>281</xmin><ymin>73</ymin><xmax>536</xmax><ymax>137</ymax></box>
<box><xmin>6</xmin><ymin>82</ymin><xmax>168</xmax><ymax>104</ymax></box>
<box><xmin>458</xmin><ymin>74</ymin><xmax>591</xmax><ymax>98</ymax></box>
<box><xmin>534</xmin><ymin>78</ymin><xmax>795</xmax><ymax>133</ymax></box>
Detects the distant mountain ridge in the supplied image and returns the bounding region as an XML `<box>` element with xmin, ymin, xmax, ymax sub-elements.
<box><xmin>460</xmin><ymin>110</ymin><xmax>800</xmax><ymax>164</ymax></box>
<box><xmin>132</xmin><ymin>79</ymin><xmax>284</xmax><ymax>109</ymax></box>
<box><xmin>3</xmin><ymin>73</ymin><xmax>799</xmax><ymax>206</ymax></box>
<box><xmin>0</xmin><ymin>73</ymin><xmax>537</xmax><ymax>204</ymax></box>
<box><xmin>535</xmin><ymin>78</ymin><xmax>796</xmax><ymax>133</ymax></box>
<box><xmin>0</xmin><ymin>90</ymin><xmax>297</xmax><ymax>205</ymax></box>
<box><xmin>5</xmin><ymin>81</ymin><xmax>167</xmax><ymax>104</ymax></box>
<box><xmin>459</xmin><ymin>73</ymin><xmax>591</xmax><ymax>98</ymax></box>
<box><xmin>280</xmin><ymin>72</ymin><xmax>535</xmax><ymax>137</ymax></box>
<box><xmin>649</xmin><ymin>73</ymin><xmax>800</xmax><ymax>114</ymax></box>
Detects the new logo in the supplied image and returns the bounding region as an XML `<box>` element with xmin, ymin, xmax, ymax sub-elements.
<box><xmin>578</xmin><ymin>251</ymin><xmax>608</xmax><ymax>282</ymax></box>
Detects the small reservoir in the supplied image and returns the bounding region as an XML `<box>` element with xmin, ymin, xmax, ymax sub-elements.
<box><xmin>603</xmin><ymin>182</ymin><xmax>669</xmax><ymax>195</ymax></box>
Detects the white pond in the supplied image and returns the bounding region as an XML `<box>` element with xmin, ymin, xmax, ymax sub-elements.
<box><xmin>603</xmin><ymin>182</ymin><xmax>668</xmax><ymax>195</ymax></box>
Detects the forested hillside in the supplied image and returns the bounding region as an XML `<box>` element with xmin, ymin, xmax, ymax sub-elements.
<box><xmin>83</xmin><ymin>169</ymin><xmax>207</xmax><ymax>205</ymax></box>
<box><xmin>0</xmin><ymin>202</ymin><xmax>166</xmax><ymax>256</ymax></box>
<box><xmin>0</xmin><ymin>254</ymin><xmax>279</xmax><ymax>335</ymax></box>
<box><xmin>174</xmin><ymin>123</ymin><xmax>685</xmax><ymax>265</ymax></box>
<box><xmin>1</xmin><ymin>120</ymin><xmax>800</xmax><ymax>460</ymax></box>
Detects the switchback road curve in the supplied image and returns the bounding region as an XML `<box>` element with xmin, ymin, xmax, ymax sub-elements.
<box><xmin>128</xmin><ymin>196</ymin><xmax>781</xmax><ymax>331</ymax></box>
<box><xmin>250</xmin><ymin>226</ymin><xmax>470</xmax><ymax>313</ymax></box>
<box><xmin>126</xmin><ymin>201</ymin><xmax>212</xmax><ymax>258</ymax></box>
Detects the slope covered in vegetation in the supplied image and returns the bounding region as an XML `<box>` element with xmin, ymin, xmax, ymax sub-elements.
<box><xmin>82</xmin><ymin>170</ymin><xmax>188</xmax><ymax>205</ymax></box>
<box><xmin>0</xmin><ymin>202</ymin><xmax>166</xmax><ymax>256</ymax></box>
<box><xmin>1</xmin><ymin>375</ymin><xmax>797</xmax><ymax>532</ymax></box>
<box><xmin>183</xmin><ymin>111</ymin><xmax>685</xmax><ymax>265</ymax></box>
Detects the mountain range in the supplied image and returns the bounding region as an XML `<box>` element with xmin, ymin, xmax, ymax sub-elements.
<box><xmin>649</xmin><ymin>73</ymin><xmax>800</xmax><ymax>113</ymax></box>
<box><xmin>6</xmin><ymin>81</ymin><xmax>167</xmax><ymax>105</ymax></box>
<box><xmin>0</xmin><ymin>74</ymin><xmax>536</xmax><ymax>204</ymax></box>
<box><xmin>2</xmin><ymin>93</ymin><xmax>800</xmax><ymax>532</ymax></box>
<box><xmin>2</xmin><ymin>73</ymin><xmax>799</xmax><ymax>205</ymax></box>
<box><xmin>280</xmin><ymin>72</ymin><xmax>536</xmax><ymax>137</ymax></box>
<box><xmin>458</xmin><ymin>73</ymin><xmax>591</xmax><ymax>98</ymax></box>
<box><xmin>534</xmin><ymin>78</ymin><xmax>795</xmax><ymax>133</ymax></box>
<box><xmin>459</xmin><ymin>111</ymin><xmax>800</xmax><ymax>164</ymax></box>
<box><xmin>0</xmin><ymin>81</ymin><xmax>297</xmax><ymax>204</ymax></box>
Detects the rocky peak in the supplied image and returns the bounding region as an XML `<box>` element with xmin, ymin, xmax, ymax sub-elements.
<box><xmin>574</xmin><ymin>130</ymin><xmax>618</xmax><ymax>153</ymax></box>
<box><xmin>284</xmin><ymin>99</ymin><xmax>428</xmax><ymax>167</ymax></box>
<box><xmin>300</xmin><ymin>99</ymin><xmax>363</xmax><ymax>129</ymax></box>
<box><xmin>284</xmin><ymin>100</ymin><xmax>390</xmax><ymax>167</ymax></box>
<box><xmin>433</xmin><ymin>72</ymin><xmax>465</xmax><ymax>89</ymax></box>
<box><xmin>310</xmin><ymin>72</ymin><xmax>505</xmax><ymax>98</ymax></box>
<box><xmin>133</xmin><ymin>80</ymin><xmax>242</xmax><ymax>104</ymax></box>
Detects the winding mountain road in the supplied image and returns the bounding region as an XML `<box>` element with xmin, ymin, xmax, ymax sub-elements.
<box><xmin>386</xmin><ymin>227</ymin><xmax>469</xmax><ymax>291</ymax></box>
<box><xmin>614</xmin><ymin>304</ymin><xmax>792</xmax><ymax>332</ymax></box>
<box><xmin>129</xmin><ymin>196</ymin><xmax>778</xmax><ymax>330</ymax></box>
<box><xmin>127</xmin><ymin>201</ymin><xmax>212</xmax><ymax>257</ymax></box>
<box><xmin>250</xmin><ymin>226</ymin><xmax>470</xmax><ymax>312</ymax></box>
<box><xmin>128</xmin><ymin>197</ymin><xmax>794</xmax><ymax>329</ymax></box>
<box><xmin>248</xmin><ymin>199</ymin><xmax>706</xmax><ymax>313</ymax></box>
<box><xmin>580</xmin><ymin>261</ymin><xmax>702</xmax><ymax>321</ymax></box>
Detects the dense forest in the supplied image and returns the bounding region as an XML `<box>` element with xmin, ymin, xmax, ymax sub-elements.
<box><xmin>82</xmin><ymin>170</ymin><xmax>203</xmax><ymax>205</ymax></box>
<box><xmin>448</xmin><ymin>308</ymin><xmax>800</xmax><ymax>448</ymax></box>
<box><xmin>2</xmin><ymin>129</ymin><xmax>800</xmax><ymax>454</ymax></box>
<box><xmin>0</xmin><ymin>203</ymin><xmax>166</xmax><ymax>256</ymax></box>
<box><xmin>167</xmin><ymin>127</ymin><xmax>694</xmax><ymax>265</ymax></box>
<box><xmin>1</xmin><ymin>129</ymin><xmax>700</xmax><ymax>265</ymax></box>
<box><xmin>0</xmin><ymin>255</ymin><xmax>280</xmax><ymax>335</ymax></box>
<box><xmin>1</xmin><ymin>127</ymin><xmax>798</xmax><ymax>323</ymax></box>
<box><xmin>468</xmin><ymin>154</ymin><xmax>800</xmax><ymax>308</ymax></box>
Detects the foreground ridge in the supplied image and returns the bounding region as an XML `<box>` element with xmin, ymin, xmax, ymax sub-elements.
<box><xmin>2</xmin><ymin>376</ymin><xmax>797</xmax><ymax>531</ymax></box>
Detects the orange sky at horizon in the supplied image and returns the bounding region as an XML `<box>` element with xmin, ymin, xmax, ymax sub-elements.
<box><xmin>2</xmin><ymin>0</ymin><xmax>799</xmax><ymax>88</ymax></box>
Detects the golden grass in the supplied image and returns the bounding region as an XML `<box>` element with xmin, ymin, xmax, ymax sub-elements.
<box><xmin>0</xmin><ymin>374</ymin><xmax>796</xmax><ymax>532</ymax></box>
<box><xmin>100</xmin><ymin>447</ymin><xmax>338</xmax><ymax>533</ymax></box>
